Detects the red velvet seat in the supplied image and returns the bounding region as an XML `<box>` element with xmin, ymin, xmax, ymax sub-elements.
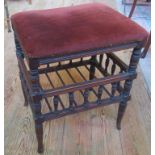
<box><xmin>11</xmin><ymin>3</ymin><xmax>148</xmax><ymax>58</ymax></box>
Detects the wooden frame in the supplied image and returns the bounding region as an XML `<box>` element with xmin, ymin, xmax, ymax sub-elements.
<box><xmin>13</xmin><ymin>32</ymin><xmax>143</xmax><ymax>153</ymax></box>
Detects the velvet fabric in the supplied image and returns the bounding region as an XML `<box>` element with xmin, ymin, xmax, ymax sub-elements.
<box><xmin>11</xmin><ymin>3</ymin><xmax>148</xmax><ymax>58</ymax></box>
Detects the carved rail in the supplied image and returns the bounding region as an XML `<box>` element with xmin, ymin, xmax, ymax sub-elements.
<box><xmin>43</xmin><ymin>72</ymin><xmax>136</xmax><ymax>97</ymax></box>
<box><xmin>42</xmin><ymin>96</ymin><xmax>126</xmax><ymax>121</ymax></box>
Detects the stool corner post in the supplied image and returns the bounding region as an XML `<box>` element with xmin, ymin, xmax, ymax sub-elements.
<box><xmin>116</xmin><ymin>46</ymin><xmax>141</xmax><ymax>129</ymax></box>
<box><xmin>28</xmin><ymin>58</ymin><xmax>44</xmax><ymax>153</ymax></box>
<box><xmin>13</xmin><ymin>33</ymin><xmax>24</xmax><ymax>59</ymax></box>
<box><xmin>28</xmin><ymin>58</ymin><xmax>41</xmax><ymax>93</ymax></box>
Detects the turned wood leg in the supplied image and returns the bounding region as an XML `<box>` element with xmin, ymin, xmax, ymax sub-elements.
<box><xmin>19</xmin><ymin>71</ymin><xmax>28</xmax><ymax>106</ymax></box>
<box><xmin>14</xmin><ymin>34</ymin><xmax>28</xmax><ymax>106</ymax></box>
<box><xmin>116</xmin><ymin>47</ymin><xmax>141</xmax><ymax>129</ymax></box>
<box><xmin>21</xmin><ymin>81</ymin><xmax>28</xmax><ymax>106</ymax></box>
<box><xmin>116</xmin><ymin>80</ymin><xmax>131</xmax><ymax>130</ymax></box>
<box><xmin>32</xmin><ymin>99</ymin><xmax>44</xmax><ymax>153</ymax></box>
<box><xmin>29</xmin><ymin>58</ymin><xmax>44</xmax><ymax>153</ymax></box>
<box><xmin>33</xmin><ymin>97</ymin><xmax>43</xmax><ymax>153</ymax></box>
<box><xmin>35</xmin><ymin>122</ymin><xmax>44</xmax><ymax>153</ymax></box>
<box><xmin>117</xmin><ymin>101</ymin><xmax>127</xmax><ymax>130</ymax></box>
<box><xmin>89</xmin><ymin>56</ymin><xmax>96</xmax><ymax>80</ymax></box>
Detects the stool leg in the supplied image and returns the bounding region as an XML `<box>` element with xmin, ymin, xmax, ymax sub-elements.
<box><xmin>21</xmin><ymin>80</ymin><xmax>29</xmax><ymax>106</ymax></box>
<box><xmin>29</xmin><ymin>59</ymin><xmax>44</xmax><ymax>153</ymax></box>
<box><xmin>89</xmin><ymin>56</ymin><xmax>96</xmax><ymax>80</ymax></box>
<box><xmin>14</xmin><ymin>34</ymin><xmax>28</xmax><ymax>106</ymax></box>
<box><xmin>116</xmin><ymin>46</ymin><xmax>141</xmax><ymax>129</ymax></box>
<box><xmin>35</xmin><ymin>121</ymin><xmax>44</xmax><ymax>153</ymax></box>
<box><xmin>116</xmin><ymin>80</ymin><xmax>132</xmax><ymax>130</ymax></box>
<box><xmin>117</xmin><ymin>101</ymin><xmax>127</xmax><ymax>130</ymax></box>
<box><xmin>19</xmin><ymin>71</ymin><xmax>28</xmax><ymax>106</ymax></box>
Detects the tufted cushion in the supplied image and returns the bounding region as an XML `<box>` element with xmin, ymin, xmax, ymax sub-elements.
<box><xmin>11</xmin><ymin>3</ymin><xmax>148</xmax><ymax>58</ymax></box>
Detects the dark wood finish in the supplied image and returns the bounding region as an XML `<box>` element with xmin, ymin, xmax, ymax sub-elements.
<box><xmin>13</xmin><ymin>31</ymin><xmax>143</xmax><ymax>153</ymax></box>
<box><xmin>19</xmin><ymin>70</ymin><xmax>28</xmax><ymax>106</ymax></box>
<box><xmin>128</xmin><ymin>0</ymin><xmax>138</xmax><ymax>18</ymax></box>
<box><xmin>14</xmin><ymin>34</ymin><xmax>28</xmax><ymax>106</ymax></box>
<box><xmin>89</xmin><ymin>56</ymin><xmax>96</xmax><ymax>80</ymax></box>
<box><xmin>117</xmin><ymin>47</ymin><xmax>141</xmax><ymax>129</ymax></box>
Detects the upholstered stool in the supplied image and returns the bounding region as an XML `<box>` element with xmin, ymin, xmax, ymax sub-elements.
<box><xmin>11</xmin><ymin>3</ymin><xmax>148</xmax><ymax>153</ymax></box>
